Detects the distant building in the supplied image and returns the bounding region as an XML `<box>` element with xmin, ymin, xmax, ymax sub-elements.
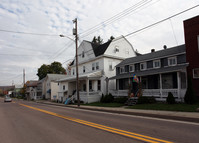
<box><xmin>26</xmin><ymin>80</ymin><xmax>41</xmax><ymax>100</ymax></box>
<box><xmin>0</xmin><ymin>86</ymin><xmax>15</xmax><ymax>96</ymax></box>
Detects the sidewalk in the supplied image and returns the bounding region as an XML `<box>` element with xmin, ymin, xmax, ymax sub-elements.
<box><xmin>36</xmin><ymin>101</ymin><xmax>199</xmax><ymax>123</ymax></box>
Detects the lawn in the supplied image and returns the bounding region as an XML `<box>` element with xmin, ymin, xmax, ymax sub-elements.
<box><xmin>126</xmin><ymin>103</ymin><xmax>199</xmax><ymax>112</ymax></box>
<box><xmin>84</xmin><ymin>102</ymin><xmax>199</xmax><ymax>112</ymax></box>
<box><xmin>83</xmin><ymin>102</ymin><xmax>124</xmax><ymax>107</ymax></box>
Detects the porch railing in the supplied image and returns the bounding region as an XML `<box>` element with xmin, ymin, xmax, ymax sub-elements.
<box><xmin>109</xmin><ymin>90</ymin><xmax>128</xmax><ymax>97</ymax></box>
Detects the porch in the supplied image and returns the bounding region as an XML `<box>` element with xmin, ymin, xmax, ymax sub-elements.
<box><xmin>109</xmin><ymin>71</ymin><xmax>187</xmax><ymax>102</ymax></box>
<box><xmin>58</xmin><ymin>71</ymin><xmax>103</xmax><ymax>103</ymax></box>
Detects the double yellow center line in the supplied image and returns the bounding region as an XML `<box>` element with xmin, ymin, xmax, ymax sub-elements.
<box><xmin>19</xmin><ymin>103</ymin><xmax>173</xmax><ymax>143</ymax></box>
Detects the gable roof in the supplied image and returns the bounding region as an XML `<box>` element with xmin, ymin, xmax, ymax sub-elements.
<box><xmin>46</xmin><ymin>74</ymin><xmax>68</xmax><ymax>81</ymax></box>
<box><xmin>117</xmin><ymin>44</ymin><xmax>186</xmax><ymax>67</ymax></box>
<box><xmin>91</xmin><ymin>40</ymin><xmax>112</xmax><ymax>57</ymax></box>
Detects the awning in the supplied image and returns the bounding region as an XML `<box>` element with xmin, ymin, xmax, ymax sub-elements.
<box><xmin>109</xmin><ymin>63</ymin><xmax>188</xmax><ymax>80</ymax></box>
<box><xmin>58</xmin><ymin>70</ymin><xmax>102</xmax><ymax>82</ymax></box>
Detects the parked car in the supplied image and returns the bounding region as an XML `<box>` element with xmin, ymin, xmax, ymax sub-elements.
<box><xmin>4</xmin><ymin>95</ymin><xmax>12</xmax><ymax>102</ymax></box>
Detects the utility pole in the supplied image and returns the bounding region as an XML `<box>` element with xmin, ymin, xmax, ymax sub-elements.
<box><xmin>23</xmin><ymin>69</ymin><xmax>25</xmax><ymax>85</ymax></box>
<box><xmin>73</xmin><ymin>18</ymin><xmax>80</xmax><ymax>107</ymax></box>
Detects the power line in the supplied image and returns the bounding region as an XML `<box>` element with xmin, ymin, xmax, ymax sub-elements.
<box><xmin>124</xmin><ymin>4</ymin><xmax>199</xmax><ymax>39</ymax></box>
<box><xmin>0</xmin><ymin>29</ymin><xmax>74</xmax><ymax>38</ymax></box>
<box><xmin>0</xmin><ymin>29</ymin><xmax>60</xmax><ymax>36</ymax></box>
<box><xmin>80</xmin><ymin>0</ymin><xmax>153</xmax><ymax>38</ymax></box>
<box><xmin>0</xmin><ymin>53</ymin><xmax>51</xmax><ymax>56</ymax></box>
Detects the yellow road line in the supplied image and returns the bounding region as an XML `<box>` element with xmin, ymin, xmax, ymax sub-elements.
<box><xmin>19</xmin><ymin>103</ymin><xmax>173</xmax><ymax>143</ymax></box>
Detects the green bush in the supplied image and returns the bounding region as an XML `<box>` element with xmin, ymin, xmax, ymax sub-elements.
<box><xmin>137</xmin><ymin>96</ymin><xmax>156</xmax><ymax>104</ymax></box>
<box><xmin>114</xmin><ymin>97</ymin><xmax>128</xmax><ymax>104</ymax></box>
<box><xmin>166</xmin><ymin>92</ymin><xmax>176</xmax><ymax>104</ymax></box>
<box><xmin>101</xmin><ymin>93</ymin><xmax>114</xmax><ymax>103</ymax></box>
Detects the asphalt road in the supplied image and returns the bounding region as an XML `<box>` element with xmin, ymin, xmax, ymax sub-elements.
<box><xmin>0</xmin><ymin>99</ymin><xmax>199</xmax><ymax>143</ymax></box>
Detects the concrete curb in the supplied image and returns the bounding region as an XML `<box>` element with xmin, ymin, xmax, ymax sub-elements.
<box><xmin>36</xmin><ymin>101</ymin><xmax>199</xmax><ymax>123</ymax></box>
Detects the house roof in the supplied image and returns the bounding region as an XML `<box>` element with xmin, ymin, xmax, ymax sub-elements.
<box><xmin>26</xmin><ymin>80</ymin><xmax>38</xmax><ymax>87</ymax></box>
<box><xmin>91</xmin><ymin>40</ymin><xmax>112</xmax><ymax>57</ymax></box>
<box><xmin>46</xmin><ymin>74</ymin><xmax>68</xmax><ymax>81</ymax></box>
<box><xmin>58</xmin><ymin>70</ymin><xmax>102</xmax><ymax>82</ymax></box>
<box><xmin>110</xmin><ymin>63</ymin><xmax>188</xmax><ymax>80</ymax></box>
<box><xmin>116</xmin><ymin>44</ymin><xmax>186</xmax><ymax>67</ymax></box>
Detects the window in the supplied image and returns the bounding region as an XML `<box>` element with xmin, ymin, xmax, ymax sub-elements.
<box><xmin>193</xmin><ymin>68</ymin><xmax>199</xmax><ymax>78</ymax></box>
<box><xmin>129</xmin><ymin>65</ymin><xmax>134</xmax><ymax>72</ymax></box>
<box><xmin>153</xmin><ymin>60</ymin><xmax>160</xmax><ymax>68</ymax></box>
<box><xmin>96</xmin><ymin>62</ymin><xmax>99</xmax><ymax>70</ymax></box>
<box><xmin>72</xmin><ymin>69</ymin><xmax>75</xmax><ymax>75</ymax></box>
<box><xmin>168</xmin><ymin>57</ymin><xmax>177</xmax><ymax>66</ymax></box>
<box><xmin>109</xmin><ymin>62</ymin><xmax>113</xmax><ymax>71</ymax></box>
<box><xmin>89</xmin><ymin>80</ymin><xmax>92</xmax><ymax>90</ymax></box>
<box><xmin>82</xmin><ymin>51</ymin><xmax>85</xmax><ymax>58</ymax></box>
<box><xmin>92</xmin><ymin>63</ymin><xmax>95</xmax><ymax>71</ymax></box>
<box><xmin>140</xmin><ymin>62</ymin><xmax>146</xmax><ymax>71</ymax></box>
<box><xmin>83</xmin><ymin>66</ymin><xmax>86</xmax><ymax>73</ymax></box>
<box><xmin>114</xmin><ymin>46</ymin><xmax>119</xmax><ymax>53</ymax></box>
<box><xmin>120</xmin><ymin>67</ymin><xmax>124</xmax><ymax>74</ymax></box>
<box><xmin>63</xmin><ymin>85</ymin><xmax>65</xmax><ymax>90</ymax></box>
<box><xmin>98</xmin><ymin>80</ymin><xmax>101</xmax><ymax>90</ymax></box>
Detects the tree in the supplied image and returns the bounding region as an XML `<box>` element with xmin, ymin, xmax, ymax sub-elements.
<box><xmin>92</xmin><ymin>36</ymin><xmax>103</xmax><ymax>45</ymax></box>
<box><xmin>37</xmin><ymin>61</ymin><xmax>66</xmax><ymax>80</ymax></box>
<box><xmin>108</xmin><ymin>36</ymin><xmax>115</xmax><ymax>41</ymax></box>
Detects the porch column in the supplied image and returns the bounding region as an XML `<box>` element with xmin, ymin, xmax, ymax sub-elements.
<box><xmin>86</xmin><ymin>78</ymin><xmax>89</xmax><ymax>96</ymax></box>
<box><xmin>116</xmin><ymin>79</ymin><xmax>119</xmax><ymax>90</ymax></box>
<box><xmin>177</xmin><ymin>72</ymin><xmax>181</xmax><ymax>99</ymax></box>
<box><xmin>159</xmin><ymin>74</ymin><xmax>162</xmax><ymax>98</ymax></box>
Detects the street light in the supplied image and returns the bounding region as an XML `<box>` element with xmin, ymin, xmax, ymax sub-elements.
<box><xmin>60</xmin><ymin>18</ymin><xmax>80</xmax><ymax>107</ymax></box>
<box><xmin>59</xmin><ymin>34</ymin><xmax>75</xmax><ymax>42</ymax></box>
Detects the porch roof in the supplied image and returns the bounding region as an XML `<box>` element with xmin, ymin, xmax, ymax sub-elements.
<box><xmin>58</xmin><ymin>70</ymin><xmax>102</xmax><ymax>82</ymax></box>
<box><xmin>109</xmin><ymin>63</ymin><xmax>188</xmax><ymax>80</ymax></box>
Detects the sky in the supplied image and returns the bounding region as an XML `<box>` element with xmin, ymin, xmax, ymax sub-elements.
<box><xmin>0</xmin><ymin>0</ymin><xmax>198</xmax><ymax>86</ymax></box>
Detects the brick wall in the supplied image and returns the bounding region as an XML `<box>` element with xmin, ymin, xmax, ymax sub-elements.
<box><xmin>184</xmin><ymin>15</ymin><xmax>199</xmax><ymax>98</ymax></box>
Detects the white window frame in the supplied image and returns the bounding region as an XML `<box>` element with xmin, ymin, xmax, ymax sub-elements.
<box><xmin>96</xmin><ymin>62</ymin><xmax>99</xmax><ymax>70</ymax></box>
<box><xmin>193</xmin><ymin>68</ymin><xmax>199</xmax><ymax>79</ymax></box>
<box><xmin>120</xmin><ymin>67</ymin><xmax>124</xmax><ymax>74</ymax></box>
<box><xmin>168</xmin><ymin>57</ymin><xmax>177</xmax><ymax>66</ymax></box>
<box><xmin>140</xmin><ymin>62</ymin><xmax>146</xmax><ymax>71</ymax></box>
<box><xmin>82</xmin><ymin>51</ymin><xmax>85</xmax><ymax>58</ymax></box>
<box><xmin>129</xmin><ymin>64</ymin><xmax>134</xmax><ymax>72</ymax></box>
<box><xmin>92</xmin><ymin>63</ymin><xmax>95</xmax><ymax>71</ymax></box>
<box><xmin>109</xmin><ymin>62</ymin><xmax>113</xmax><ymax>71</ymax></box>
<box><xmin>153</xmin><ymin>60</ymin><xmax>161</xmax><ymax>68</ymax></box>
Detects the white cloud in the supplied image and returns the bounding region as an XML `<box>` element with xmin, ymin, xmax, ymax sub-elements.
<box><xmin>0</xmin><ymin>0</ymin><xmax>198</xmax><ymax>85</ymax></box>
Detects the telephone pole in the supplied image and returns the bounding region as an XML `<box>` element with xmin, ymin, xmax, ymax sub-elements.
<box><xmin>23</xmin><ymin>69</ymin><xmax>25</xmax><ymax>85</ymax></box>
<box><xmin>73</xmin><ymin>18</ymin><xmax>80</xmax><ymax>107</ymax></box>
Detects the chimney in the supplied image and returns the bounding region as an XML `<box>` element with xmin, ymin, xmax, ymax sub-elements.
<box><xmin>151</xmin><ymin>49</ymin><xmax>155</xmax><ymax>53</ymax></box>
<box><xmin>163</xmin><ymin>45</ymin><xmax>167</xmax><ymax>49</ymax></box>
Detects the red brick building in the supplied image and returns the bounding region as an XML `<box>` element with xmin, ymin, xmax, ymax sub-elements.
<box><xmin>184</xmin><ymin>15</ymin><xmax>199</xmax><ymax>99</ymax></box>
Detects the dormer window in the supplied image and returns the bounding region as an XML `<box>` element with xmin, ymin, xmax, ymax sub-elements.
<box><xmin>140</xmin><ymin>62</ymin><xmax>146</xmax><ymax>71</ymax></box>
<box><xmin>168</xmin><ymin>57</ymin><xmax>177</xmax><ymax>66</ymax></box>
<box><xmin>153</xmin><ymin>60</ymin><xmax>160</xmax><ymax>68</ymax></box>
